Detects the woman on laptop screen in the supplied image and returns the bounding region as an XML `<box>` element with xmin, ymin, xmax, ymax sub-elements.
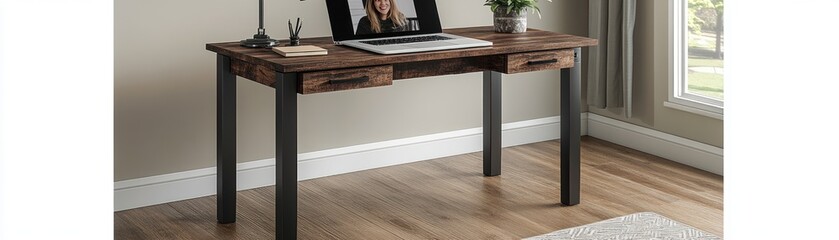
<box><xmin>355</xmin><ymin>0</ymin><xmax>409</xmax><ymax>35</ymax></box>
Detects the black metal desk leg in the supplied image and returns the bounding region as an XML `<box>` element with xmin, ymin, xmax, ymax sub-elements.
<box><xmin>483</xmin><ymin>70</ymin><xmax>502</xmax><ymax>176</ymax></box>
<box><xmin>216</xmin><ymin>54</ymin><xmax>237</xmax><ymax>223</ymax></box>
<box><xmin>560</xmin><ymin>48</ymin><xmax>582</xmax><ymax>206</ymax></box>
<box><xmin>275</xmin><ymin>73</ymin><xmax>298</xmax><ymax>240</ymax></box>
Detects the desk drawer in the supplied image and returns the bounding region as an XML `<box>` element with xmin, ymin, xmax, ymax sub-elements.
<box><xmin>505</xmin><ymin>49</ymin><xmax>574</xmax><ymax>74</ymax></box>
<box><xmin>298</xmin><ymin>65</ymin><xmax>393</xmax><ymax>94</ymax></box>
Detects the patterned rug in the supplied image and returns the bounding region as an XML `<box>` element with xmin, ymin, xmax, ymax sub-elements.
<box><xmin>523</xmin><ymin>212</ymin><xmax>721</xmax><ymax>240</ymax></box>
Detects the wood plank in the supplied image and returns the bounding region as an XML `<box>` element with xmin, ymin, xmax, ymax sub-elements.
<box><xmin>296</xmin><ymin>186</ymin><xmax>403</xmax><ymax>239</ymax></box>
<box><xmin>504</xmin><ymin>49</ymin><xmax>575</xmax><ymax>74</ymax></box>
<box><xmin>115</xmin><ymin>137</ymin><xmax>723</xmax><ymax>239</ymax></box>
<box><xmin>115</xmin><ymin>202</ymin><xmax>215</xmax><ymax>239</ymax></box>
<box><xmin>302</xmin><ymin>157</ymin><xmax>520</xmax><ymax>239</ymax></box>
<box><xmin>206</xmin><ymin>27</ymin><xmax>597</xmax><ymax>73</ymax></box>
<box><xmin>298</xmin><ymin>65</ymin><xmax>392</xmax><ymax>94</ymax></box>
<box><xmin>392</xmin><ymin>55</ymin><xmax>505</xmax><ymax>80</ymax></box>
<box><xmin>165</xmin><ymin>194</ymin><xmax>274</xmax><ymax>239</ymax></box>
<box><xmin>229</xmin><ymin>58</ymin><xmax>276</xmax><ymax>88</ymax></box>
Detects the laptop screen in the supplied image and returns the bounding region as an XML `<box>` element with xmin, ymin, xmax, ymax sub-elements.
<box><xmin>326</xmin><ymin>0</ymin><xmax>444</xmax><ymax>42</ymax></box>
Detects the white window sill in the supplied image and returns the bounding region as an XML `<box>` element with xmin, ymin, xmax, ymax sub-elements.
<box><xmin>664</xmin><ymin>101</ymin><xmax>723</xmax><ymax>120</ymax></box>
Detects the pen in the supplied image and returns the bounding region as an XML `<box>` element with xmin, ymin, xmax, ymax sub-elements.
<box><xmin>288</xmin><ymin>20</ymin><xmax>294</xmax><ymax>37</ymax></box>
<box><xmin>295</xmin><ymin>18</ymin><xmax>302</xmax><ymax>36</ymax></box>
<box><xmin>294</xmin><ymin>18</ymin><xmax>300</xmax><ymax>36</ymax></box>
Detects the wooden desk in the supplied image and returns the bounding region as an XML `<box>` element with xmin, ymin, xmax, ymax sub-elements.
<box><xmin>206</xmin><ymin>26</ymin><xmax>597</xmax><ymax>239</ymax></box>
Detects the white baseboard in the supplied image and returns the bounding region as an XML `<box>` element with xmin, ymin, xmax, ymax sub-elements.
<box><xmin>586</xmin><ymin>113</ymin><xmax>723</xmax><ymax>175</ymax></box>
<box><xmin>115</xmin><ymin>113</ymin><xmax>723</xmax><ymax>211</ymax></box>
<box><xmin>115</xmin><ymin>116</ymin><xmax>584</xmax><ymax>211</ymax></box>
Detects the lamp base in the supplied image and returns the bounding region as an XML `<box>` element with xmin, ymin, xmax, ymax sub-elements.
<box><xmin>240</xmin><ymin>33</ymin><xmax>279</xmax><ymax>48</ymax></box>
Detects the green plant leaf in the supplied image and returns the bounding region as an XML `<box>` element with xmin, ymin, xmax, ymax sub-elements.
<box><xmin>486</xmin><ymin>0</ymin><xmax>551</xmax><ymax>17</ymax></box>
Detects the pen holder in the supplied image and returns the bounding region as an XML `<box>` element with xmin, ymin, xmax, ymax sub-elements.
<box><xmin>289</xmin><ymin>17</ymin><xmax>303</xmax><ymax>46</ymax></box>
<box><xmin>289</xmin><ymin>36</ymin><xmax>300</xmax><ymax>46</ymax></box>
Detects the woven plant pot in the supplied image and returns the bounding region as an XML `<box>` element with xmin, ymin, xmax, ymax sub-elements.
<box><xmin>493</xmin><ymin>7</ymin><xmax>527</xmax><ymax>33</ymax></box>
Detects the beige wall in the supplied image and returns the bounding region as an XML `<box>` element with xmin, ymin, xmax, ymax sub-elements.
<box><xmin>115</xmin><ymin>0</ymin><xmax>588</xmax><ymax>181</ymax></box>
<box><xmin>586</xmin><ymin>1</ymin><xmax>723</xmax><ymax>148</ymax></box>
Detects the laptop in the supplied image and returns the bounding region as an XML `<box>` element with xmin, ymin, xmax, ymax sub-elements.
<box><xmin>325</xmin><ymin>0</ymin><xmax>492</xmax><ymax>54</ymax></box>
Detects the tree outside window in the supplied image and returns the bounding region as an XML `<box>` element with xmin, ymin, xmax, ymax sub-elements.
<box><xmin>687</xmin><ymin>0</ymin><xmax>724</xmax><ymax>100</ymax></box>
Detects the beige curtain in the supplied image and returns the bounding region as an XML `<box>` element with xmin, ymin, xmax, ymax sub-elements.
<box><xmin>587</xmin><ymin>0</ymin><xmax>636</xmax><ymax>118</ymax></box>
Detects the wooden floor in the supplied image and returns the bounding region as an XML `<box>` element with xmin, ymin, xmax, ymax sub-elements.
<box><xmin>115</xmin><ymin>136</ymin><xmax>723</xmax><ymax>239</ymax></box>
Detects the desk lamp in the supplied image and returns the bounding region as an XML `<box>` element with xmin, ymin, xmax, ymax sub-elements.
<box><xmin>241</xmin><ymin>0</ymin><xmax>305</xmax><ymax>48</ymax></box>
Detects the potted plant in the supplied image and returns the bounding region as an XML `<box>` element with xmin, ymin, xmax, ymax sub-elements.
<box><xmin>484</xmin><ymin>0</ymin><xmax>551</xmax><ymax>33</ymax></box>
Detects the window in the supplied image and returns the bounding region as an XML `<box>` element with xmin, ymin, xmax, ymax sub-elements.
<box><xmin>668</xmin><ymin>0</ymin><xmax>724</xmax><ymax>119</ymax></box>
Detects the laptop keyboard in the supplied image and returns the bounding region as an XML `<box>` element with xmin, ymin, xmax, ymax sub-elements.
<box><xmin>361</xmin><ymin>35</ymin><xmax>453</xmax><ymax>45</ymax></box>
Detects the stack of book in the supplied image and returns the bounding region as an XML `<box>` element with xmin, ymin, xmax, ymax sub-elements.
<box><xmin>271</xmin><ymin>45</ymin><xmax>328</xmax><ymax>57</ymax></box>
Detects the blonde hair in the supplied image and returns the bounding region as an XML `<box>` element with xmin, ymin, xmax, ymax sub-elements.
<box><xmin>365</xmin><ymin>0</ymin><xmax>406</xmax><ymax>33</ymax></box>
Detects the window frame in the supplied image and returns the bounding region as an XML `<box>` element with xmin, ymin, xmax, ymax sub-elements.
<box><xmin>667</xmin><ymin>0</ymin><xmax>724</xmax><ymax>120</ymax></box>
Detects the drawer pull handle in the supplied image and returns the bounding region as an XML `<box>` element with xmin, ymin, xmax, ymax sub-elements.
<box><xmin>329</xmin><ymin>76</ymin><xmax>369</xmax><ymax>84</ymax></box>
<box><xmin>527</xmin><ymin>59</ymin><xmax>558</xmax><ymax>65</ymax></box>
